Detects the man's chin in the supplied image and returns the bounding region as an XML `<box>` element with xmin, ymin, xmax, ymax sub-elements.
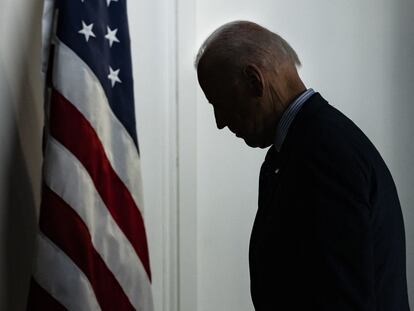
<box><xmin>243</xmin><ymin>137</ymin><xmax>272</xmax><ymax>149</ymax></box>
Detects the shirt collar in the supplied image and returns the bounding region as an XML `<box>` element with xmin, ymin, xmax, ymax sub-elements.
<box><xmin>274</xmin><ymin>88</ymin><xmax>315</xmax><ymax>151</ymax></box>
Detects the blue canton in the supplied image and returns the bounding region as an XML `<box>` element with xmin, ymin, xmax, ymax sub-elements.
<box><xmin>56</xmin><ymin>0</ymin><xmax>139</xmax><ymax>150</ymax></box>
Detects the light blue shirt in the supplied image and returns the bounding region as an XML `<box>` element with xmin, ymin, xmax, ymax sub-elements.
<box><xmin>274</xmin><ymin>88</ymin><xmax>315</xmax><ymax>151</ymax></box>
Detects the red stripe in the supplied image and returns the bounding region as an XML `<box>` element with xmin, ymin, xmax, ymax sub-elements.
<box><xmin>40</xmin><ymin>186</ymin><xmax>135</xmax><ymax>311</ymax></box>
<box><xmin>49</xmin><ymin>89</ymin><xmax>151</xmax><ymax>279</ymax></box>
<box><xmin>27</xmin><ymin>278</ymin><xmax>67</xmax><ymax>311</ymax></box>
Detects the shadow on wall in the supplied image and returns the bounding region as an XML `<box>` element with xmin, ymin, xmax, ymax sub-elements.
<box><xmin>3</xmin><ymin>109</ymin><xmax>38</xmax><ymax>311</ymax></box>
<box><xmin>0</xmin><ymin>1</ymin><xmax>44</xmax><ymax>310</ymax></box>
<box><xmin>390</xmin><ymin>0</ymin><xmax>414</xmax><ymax>308</ymax></box>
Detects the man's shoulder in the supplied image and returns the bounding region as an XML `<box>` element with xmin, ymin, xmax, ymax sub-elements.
<box><xmin>291</xmin><ymin>95</ymin><xmax>377</xmax><ymax>159</ymax></box>
<box><xmin>283</xmin><ymin>95</ymin><xmax>385</xmax><ymax>185</ymax></box>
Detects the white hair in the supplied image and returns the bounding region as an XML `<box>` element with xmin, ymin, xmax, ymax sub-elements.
<box><xmin>194</xmin><ymin>21</ymin><xmax>301</xmax><ymax>71</ymax></box>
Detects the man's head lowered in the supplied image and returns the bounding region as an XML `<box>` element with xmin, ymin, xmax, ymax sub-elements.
<box><xmin>195</xmin><ymin>21</ymin><xmax>306</xmax><ymax>148</ymax></box>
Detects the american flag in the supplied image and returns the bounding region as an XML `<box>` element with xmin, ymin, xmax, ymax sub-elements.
<box><xmin>27</xmin><ymin>0</ymin><xmax>153</xmax><ymax>310</ymax></box>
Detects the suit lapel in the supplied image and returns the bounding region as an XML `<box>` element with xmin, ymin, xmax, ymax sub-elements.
<box><xmin>258</xmin><ymin>93</ymin><xmax>328</xmax><ymax>212</ymax></box>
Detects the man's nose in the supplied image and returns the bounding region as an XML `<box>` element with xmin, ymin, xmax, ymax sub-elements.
<box><xmin>214</xmin><ymin>109</ymin><xmax>226</xmax><ymax>129</ymax></box>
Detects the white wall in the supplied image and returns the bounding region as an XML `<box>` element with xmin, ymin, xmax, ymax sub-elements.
<box><xmin>0</xmin><ymin>0</ymin><xmax>43</xmax><ymax>309</ymax></box>
<box><xmin>129</xmin><ymin>1</ymin><xmax>177</xmax><ymax>310</ymax></box>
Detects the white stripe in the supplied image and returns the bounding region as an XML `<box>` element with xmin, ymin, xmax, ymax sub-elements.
<box><xmin>44</xmin><ymin>137</ymin><xmax>154</xmax><ymax>311</ymax></box>
<box><xmin>33</xmin><ymin>233</ymin><xmax>101</xmax><ymax>311</ymax></box>
<box><xmin>52</xmin><ymin>38</ymin><xmax>145</xmax><ymax>215</ymax></box>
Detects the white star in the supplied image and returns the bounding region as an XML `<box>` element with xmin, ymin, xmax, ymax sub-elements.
<box><xmin>78</xmin><ymin>21</ymin><xmax>96</xmax><ymax>42</ymax></box>
<box><xmin>108</xmin><ymin>66</ymin><xmax>122</xmax><ymax>87</ymax></box>
<box><xmin>106</xmin><ymin>0</ymin><xmax>118</xmax><ymax>7</ymax></box>
<box><xmin>105</xmin><ymin>26</ymin><xmax>120</xmax><ymax>47</ymax></box>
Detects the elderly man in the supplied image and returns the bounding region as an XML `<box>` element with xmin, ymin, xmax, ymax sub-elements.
<box><xmin>195</xmin><ymin>21</ymin><xmax>410</xmax><ymax>310</ymax></box>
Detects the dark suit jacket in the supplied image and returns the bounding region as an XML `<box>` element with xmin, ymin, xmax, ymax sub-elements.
<box><xmin>249</xmin><ymin>93</ymin><xmax>410</xmax><ymax>310</ymax></box>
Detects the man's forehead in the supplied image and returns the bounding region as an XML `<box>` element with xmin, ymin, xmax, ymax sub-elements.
<box><xmin>199</xmin><ymin>66</ymin><xmax>237</xmax><ymax>88</ymax></box>
<box><xmin>199</xmin><ymin>74</ymin><xmax>236</xmax><ymax>101</ymax></box>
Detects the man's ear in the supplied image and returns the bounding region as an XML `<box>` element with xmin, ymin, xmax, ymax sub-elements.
<box><xmin>243</xmin><ymin>64</ymin><xmax>264</xmax><ymax>97</ymax></box>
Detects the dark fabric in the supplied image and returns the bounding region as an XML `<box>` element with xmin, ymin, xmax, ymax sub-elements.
<box><xmin>249</xmin><ymin>93</ymin><xmax>410</xmax><ymax>310</ymax></box>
